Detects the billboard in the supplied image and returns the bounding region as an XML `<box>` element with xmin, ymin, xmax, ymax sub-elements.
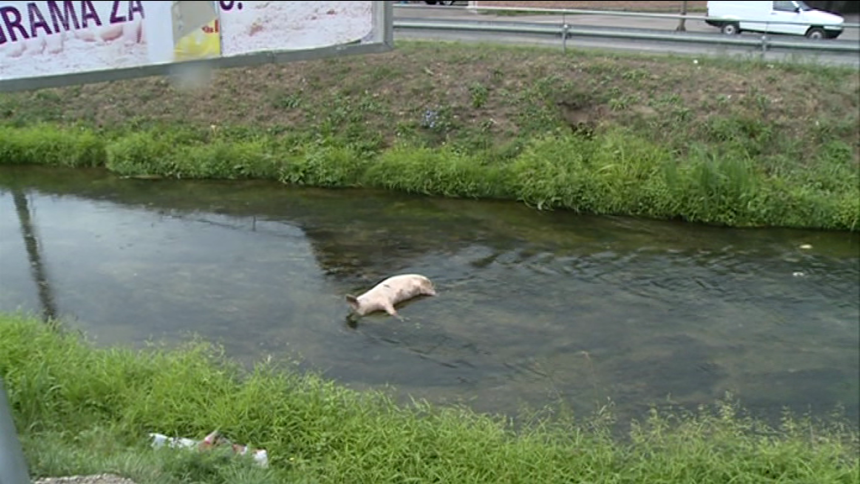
<box><xmin>0</xmin><ymin>1</ymin><xmax>393</xmax><ymax>91</ymax></box>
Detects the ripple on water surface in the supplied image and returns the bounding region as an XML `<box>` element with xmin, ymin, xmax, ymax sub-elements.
<box><xmin>1</xmin><ymin>167</ymin><xmax>858</xmax><ymax>424</ymax></box>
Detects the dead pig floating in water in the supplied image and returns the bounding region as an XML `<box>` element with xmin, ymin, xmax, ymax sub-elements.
<box><xmin>346</xmin><ymin>274</ymin><xmax>437</xmax><ymax>324</ymax></box>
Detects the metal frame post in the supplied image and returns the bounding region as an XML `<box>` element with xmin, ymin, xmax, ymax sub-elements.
<box><xmin>0</xmin><ymin>377</ymin><xmax>30</xmax><ymax>484</ymax></box>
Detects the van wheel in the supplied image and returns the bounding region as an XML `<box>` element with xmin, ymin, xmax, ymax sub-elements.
<box><xmin>806</xmin><ymin>27</ymin><xmax>826</xmax><ymax>39</ymax></box>
<box><xmin>721</xmin><ymin>23</ymin><xmax>740</xmax><ymax>35</ymax></box>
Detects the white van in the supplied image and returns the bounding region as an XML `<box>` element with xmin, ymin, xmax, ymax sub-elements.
<box><xmin>706</xmin><ymin>1</ymin><xmax>845</xmax><ymax>39</ymax></box>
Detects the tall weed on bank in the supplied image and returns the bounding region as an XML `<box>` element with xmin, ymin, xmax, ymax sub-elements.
<box><xmin>0</xmin><ymin>124</ymin><xmax>858</xmax><ymax>231</ymax></box>
<box><xmin>365</xmin><ymin>143</ymin><xmax>507</xmax><ymax>199</ymax></box>
<box><xmin>0</xmin><ymin>124</ymin><xmax>105</xmax><ymax>167</ymax></box>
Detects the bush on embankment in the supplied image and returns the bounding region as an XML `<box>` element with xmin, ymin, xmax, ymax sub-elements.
<box><xmin>1</xmin><ymin>312</ymin><xmax>858</xmax><ymax>484</ymax></box>
<box><xmin>1</xmin><ymin>123</ymin><xmax>858</xmax><ymax>231</ymax></box>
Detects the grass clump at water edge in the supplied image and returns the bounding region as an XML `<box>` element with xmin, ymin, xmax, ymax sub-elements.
<box><xmin>1</xmin><ymin>122</ymin><xmax>857</xmax><ymax>231</ymax></box>
<box><xmin>1</xmin><ymin>312</ymin><xmax>858</xmax><ymax>484</ymax></box>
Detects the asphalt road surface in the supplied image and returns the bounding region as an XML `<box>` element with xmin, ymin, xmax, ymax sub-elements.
<box><xmin>394</xmin><ymin>5</ymin><xmax>860</xmax><ymax>67</ymax></box>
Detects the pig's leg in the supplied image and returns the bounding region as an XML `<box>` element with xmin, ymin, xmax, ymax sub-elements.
<box><xmin>383</xmin><ymin>302</ymin><xmax>407</xmax><ymax>322</ymax></box>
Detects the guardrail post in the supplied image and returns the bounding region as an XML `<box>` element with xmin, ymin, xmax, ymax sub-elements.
<box><xmin>761</xmin><ymin>34</ymin><xmax>769</xmax><ymax>57</ymax></box>
<box><xmin>562</xmin><ymin>23</ymin><xmax>570</xmax><ymax>53</ymax></box>
<box><xmin>0</xmin><ymin>377</ymin><xmax>31</xmax><ymax>484</ymax></box>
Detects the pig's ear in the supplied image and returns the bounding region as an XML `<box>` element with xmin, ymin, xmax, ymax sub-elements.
<box><xmin>346</xmin><ymin>294</ymin><xmax>359</xmax><ymax>310</ymax></box>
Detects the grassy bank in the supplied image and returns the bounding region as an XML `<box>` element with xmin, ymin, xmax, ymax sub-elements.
<box><xmin>1</xmin><ymin>312</ymin><xmax>858</xmax><ymax>484</ymax></box>
<box><xmin>0</xmin><ymin>41</ymin><xmax>858</xmax><ymax>230</ymax></box>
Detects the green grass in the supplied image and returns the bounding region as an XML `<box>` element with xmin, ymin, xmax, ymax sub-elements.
<box><xmin>1</xmin><ymin>312</ymin><xmax>858</xmax><ymax>483</ymax></box>
<box><xmin>1</xmin><ymin>123</ymin><xmax>857</xmax><ymax>230</ymax></box>
<box><xmin>0</xmin><ymin>123</ymin><xmax>105</xmax><ymax>167</ymax></box>
<box><xmin>0</xmin><ymin>41</ymin><xmax>858</xmax><ymax>230</ymax></box>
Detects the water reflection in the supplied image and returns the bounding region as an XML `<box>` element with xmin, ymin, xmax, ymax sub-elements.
<box><xmin>0</xmin><ymin>166</ymin><xmax>857</xmax><ymax>425</ymax></box>
<box><xmin>10</xmin><ymin>189</ymin><xmax>57</xmax><ymax>321</ymax></box>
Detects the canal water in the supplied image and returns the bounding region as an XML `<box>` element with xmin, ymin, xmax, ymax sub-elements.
<box><xmin>1</xmin><ymin>166</ymin><xmax>858</xmax><ymax>425</ymax></box>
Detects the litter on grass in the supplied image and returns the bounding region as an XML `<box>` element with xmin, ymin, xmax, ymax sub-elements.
<box><xmin>149</xmin><ymin>430</ymin><xmax>268</xmax><ymax>467</ymax></box>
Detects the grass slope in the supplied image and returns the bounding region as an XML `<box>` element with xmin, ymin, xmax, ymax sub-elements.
<box><xmin>2</xmin><ymin>312</ymin><xmax>858</xmax><ymax>484</ymax></box>
<box><xmin>0</xmin><ymin>41</ymin><xmax>858</xmax><ymax>230</ymax></box>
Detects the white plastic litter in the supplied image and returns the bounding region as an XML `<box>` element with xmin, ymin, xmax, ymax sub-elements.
<box><xmin>149</xmin><ymin>430</ymin><xmax>268</xmax><ymax>468</ymax></box>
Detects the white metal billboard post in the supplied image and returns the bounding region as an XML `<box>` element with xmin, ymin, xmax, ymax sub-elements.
<box><xmin>0</xmin><ymin>377</ymin><xmax>30</xmax><ymax>484</ymax></box>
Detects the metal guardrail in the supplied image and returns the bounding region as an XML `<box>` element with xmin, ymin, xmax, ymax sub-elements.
<box><xmin>401</xmin><ymin>3</ymin><xmax>860</xmax><ymax>29</ymax></box>
<box><xmin>463</xmin><ymin>4</ymin><xmax>860</xmax><ymax>28</ymax></box>
<box><xmin>394</xmin><ymin>18</ymin><xmax>860</xmax><ymax>55</ymax></box>
<box><xmin>394</xmin><ymin>4</ymin><xmax>860</xmax><ymax>57</ymax></box>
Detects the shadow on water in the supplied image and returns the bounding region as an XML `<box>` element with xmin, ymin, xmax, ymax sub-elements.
<box><xmin>1</xmin><ymin>166</ymin><xmax>858</xmax><ymax>426</ymax></box>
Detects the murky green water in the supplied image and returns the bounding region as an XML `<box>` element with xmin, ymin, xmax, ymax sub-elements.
<box><xmin>1</xmin><ymin>166</ymin><xmax>858</xmax><ymax>424</ymax></box>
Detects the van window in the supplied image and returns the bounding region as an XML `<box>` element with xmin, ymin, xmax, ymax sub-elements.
<box><xmin>773</xmin><ymin>1</ymin><xmax>798</xmax><ymax>12</ymax></box>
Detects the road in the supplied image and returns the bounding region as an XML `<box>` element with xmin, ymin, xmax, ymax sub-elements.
<box><xmin>393</xmin><ymin>5</ymin><xmax>860</xmax><ymax>67</ymax></box>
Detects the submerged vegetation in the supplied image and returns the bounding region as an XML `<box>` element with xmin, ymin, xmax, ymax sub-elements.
<box><xmin>2</xmin><ymin>312</ymin><xmax>858</xmax><ymax>484</ymax></box>
<box><xmin>0</xmin><ymin>41</ymin><xmax>858</xmax><ymax>230</ymax></box>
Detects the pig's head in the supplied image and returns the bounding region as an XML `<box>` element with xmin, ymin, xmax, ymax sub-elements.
<box><xmin>345</xmin><ymin>294</ymin><xmax>363</xmax><ymax>325</ymax></box>
<box><xmin>420</xmin><ymin>279</ymin><xmax>437</xmax><ymax>297</ymax></box>
<box><xmin>345</xmin><ymin>294</ymin><xmax>361</xmax><ymax>311</ymax></box>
